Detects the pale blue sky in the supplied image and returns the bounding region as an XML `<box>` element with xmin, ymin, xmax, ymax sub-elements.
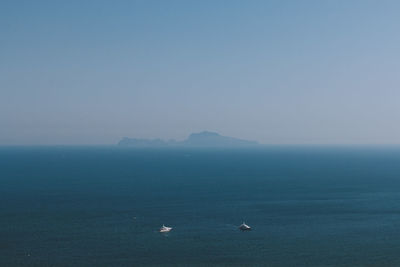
<box><xmin>1</xmin><ymin>0</ymin><xmax>400</xmax><ymax>145</ymax></box>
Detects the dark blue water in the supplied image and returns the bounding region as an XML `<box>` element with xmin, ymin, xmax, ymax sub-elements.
<box><xmin>2</xmin><ymin>146</ymin><xmax>400</xmax><ymax>266</ymax></box>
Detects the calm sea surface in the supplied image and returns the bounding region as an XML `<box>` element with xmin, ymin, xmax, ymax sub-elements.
<box><xmin>2</xmin><ymin>146</ymin><xmax>400</xmax><ymax>266</ymax></box>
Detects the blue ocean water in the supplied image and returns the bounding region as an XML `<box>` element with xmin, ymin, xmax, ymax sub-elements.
<box><xmin>2</xmin><ymin>146</ymin><xmax>400</xmax><ymax>266</ymax></box>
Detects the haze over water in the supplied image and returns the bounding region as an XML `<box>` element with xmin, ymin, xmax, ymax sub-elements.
<box><xmin>2</xmin><ymin>0</ymin><xmax>400</xmax><ymax>145</ymax></box>
<box><xmin>2</xmin><ymin>146</ymin><xmax>400</xmax><ymax>266</ymax></box>
<box><xmin>2</xmin><ymin>1</ymin><xmax>400</xmax><ymax>266</ymax></box>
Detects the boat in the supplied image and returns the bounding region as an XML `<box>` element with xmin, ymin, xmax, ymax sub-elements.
<box><xmin>159</xmin><ymin>224</ymin><xmax>172</xmax><ymax>233</ymax></box>
<box><xmin>239</xmin><ymin>222</ymin><xmax>251</xmax><ymax>231</ymax></box>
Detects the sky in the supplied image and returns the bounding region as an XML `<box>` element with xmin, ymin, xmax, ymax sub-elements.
<box><xmin>1</xmin><ymin>0</ymin><xmax>400</xmax><ymax>145</ymax></box>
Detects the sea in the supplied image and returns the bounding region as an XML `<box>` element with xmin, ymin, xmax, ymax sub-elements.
<box><xmin>2</xmin><ymin>146</ymin><xmax>400</xmax><ymax>266</ymax></box>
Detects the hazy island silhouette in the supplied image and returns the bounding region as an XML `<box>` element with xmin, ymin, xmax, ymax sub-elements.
<box><xmin>118</xmin><ymin>131</ymin><xmax>259</xmax><ymax>147</ymax></box>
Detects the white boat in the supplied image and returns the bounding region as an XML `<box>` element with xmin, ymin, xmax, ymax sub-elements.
<box><xmin>239</xmin><ymin>222</ymin><xmax>251</xmax><ymax>231</ymax></box>
<box><xmin>159</xmin><ymin>224</ymin><xmax>172</xmax><ymax>233</ymax></box>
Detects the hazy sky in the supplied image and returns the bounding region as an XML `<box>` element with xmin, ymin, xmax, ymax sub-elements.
<box><xmin>2</xmin><ymin>0</ymin><xmax>400</xmax><ymax>145</ymax></box>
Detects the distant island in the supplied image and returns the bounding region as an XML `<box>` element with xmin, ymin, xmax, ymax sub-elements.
<box><xmin>118</xmin><ymin>131</ymin><xmax>259</xmax><ymax>147</ymax></box>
